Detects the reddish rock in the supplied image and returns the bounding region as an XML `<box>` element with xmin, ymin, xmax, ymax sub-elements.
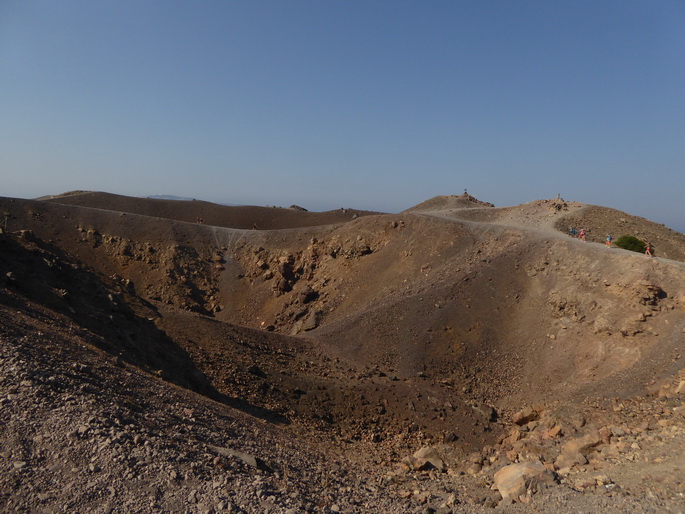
<box><xmin>513</xmin><ymin>407</ymin><xmax>539</xmax><ymax>426</ymax></box>
<box><xmin>494</xmin><ymin>460</ymin><xmax>553</xmax><ymax>500</ymax></box>
<box><xmin>412</xmin><ymin>446</ymin><xmax>446</xmax><ymax>472</ymax></box>
<box><xmin>544</xmin><ymin>425</ymin><xmax>563</xmax><ymax>439</ymax></box>
<box><xmin>555</xmin><ymin>430</ymin><xmax>603</xmax><ymax>470</ymax></box>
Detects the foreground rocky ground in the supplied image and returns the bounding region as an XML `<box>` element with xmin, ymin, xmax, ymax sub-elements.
<box><xmin>1</xmin><ymin>192</ymin><xmax>685</xmax><ymax>512</ymax></box>
<box><xmin>3</xmin><ymin>299</ymin><xmax>684</xmax><ymax>513</ymax></box>
<box><xmin>0</xmin><ymin>304</ymin><xmax>685</xmax><ymax>512</ymax></box>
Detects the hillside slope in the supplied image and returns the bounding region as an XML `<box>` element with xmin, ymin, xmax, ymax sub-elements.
<box><xmin>41</xmin><ymin>191</ymin><xmax>379</xmax><ymax>230</ymax></box>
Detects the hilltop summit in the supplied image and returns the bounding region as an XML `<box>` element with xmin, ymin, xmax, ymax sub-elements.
<box><xmin>404</xmin><ymin>192</ymin><xmax>495</xmax><ymax>212</ymax></box>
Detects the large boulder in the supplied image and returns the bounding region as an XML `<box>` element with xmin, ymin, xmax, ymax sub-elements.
<box><xmin>413</xmin><ymin>446</ymin><xmax>446</xmax><ymax>471</ymax></box>
<box><xmin>513</xmin><ymin>406</ymin><xmax>539</xmax><ymax>426</ymax></box>
<box><xmin>555</xmin><ymin>429</ymin><xmax>603</xmax><ymax>469</ymax></box>
<box><xmin>400</xmin><ymin>446</ymin><xmax>446</xmax><ymax>472</ymax></box>
<box><xmin>302</xmin><ymin>310</ymin><xmax>320</xmax><ymax>331</ymax></box>
<box><xmin>494</xmin><ymin>460</ymin><xmax>553</xmax><ymax>500</ymax></box>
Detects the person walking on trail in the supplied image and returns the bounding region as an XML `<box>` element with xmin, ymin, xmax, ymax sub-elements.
<box><xmin>606</xmin><ymin>234</ymin><xmax>613</xmax><ymax>247</ymax></box>
<box><xmin>645</xmin><ymin>242</ymin><xmax>653</xmax><ymax>257</ymax></box>
<box><xmin>579</xmin><ymin>228</ymin><xmax>586</xmax><ymax>241</ymax></box>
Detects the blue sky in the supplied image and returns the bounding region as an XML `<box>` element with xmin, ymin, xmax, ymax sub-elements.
<box><xmin>1</xmin><ymin>1</ymin><xmax>684</xmax><ymax>231</ymax></box>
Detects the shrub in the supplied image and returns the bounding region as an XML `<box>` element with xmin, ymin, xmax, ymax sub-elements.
<box><xmin>615</xmin><ymin>235</ymin><xmax>647</xmax><ymax>254</ymax></box>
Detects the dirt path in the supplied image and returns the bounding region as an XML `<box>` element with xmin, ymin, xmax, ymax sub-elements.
<box><xmin>413</xmin><ymin>203</ymin><xmax>685</xmax><ymax>269</ymax></box>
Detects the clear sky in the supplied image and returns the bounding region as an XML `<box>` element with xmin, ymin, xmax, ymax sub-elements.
<box><xmin>1</xmin><ymin>1</ymin><xmax>684</xmax><ymax>231</ymax></box>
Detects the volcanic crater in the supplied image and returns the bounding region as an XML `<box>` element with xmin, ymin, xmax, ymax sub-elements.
<box><xmin>1</xmin><ymin>191</ymin><xmax>685</xmax><ymax>512</ymax></box>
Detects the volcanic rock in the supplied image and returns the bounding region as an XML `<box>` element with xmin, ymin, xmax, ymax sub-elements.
<box><xmin>493</xmin><ymin>460</ymin><xmax>553</xmax><ymax>500</ymax></box>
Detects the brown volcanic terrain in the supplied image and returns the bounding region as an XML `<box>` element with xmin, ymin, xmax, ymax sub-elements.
<box><xmin>1</xmin><ymin>191</ymin><xmax>685</xmax><ymax>512</ymax></box>
<box><xmin>41</xmin><ymin>190</ymin><xmax>378</xmax><ymax>230</ymax></box>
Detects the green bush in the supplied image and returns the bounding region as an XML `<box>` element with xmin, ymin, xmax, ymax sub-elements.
<box><xmin>615</xmin><ymin>235</ymin><xmax>647</xmax><ymax>253</ymax></box>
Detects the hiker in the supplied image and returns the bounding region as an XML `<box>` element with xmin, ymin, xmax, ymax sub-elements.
<box><xmin>645</xmin><ymin>242</ymin><xmax>653</xmax><ymax>257</ymax></box>
<box><xmin>579</xmin><ymin>228</ymin><xmax>586</xmax><ymax>241</ymax></box>
<box><xmin>606</xmin><ymin>234</ymin><xmax>613</xmax><ymax>247</ymax></box>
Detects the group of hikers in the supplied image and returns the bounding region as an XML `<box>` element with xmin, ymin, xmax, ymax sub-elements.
<box><xmin>568</xmin><ymin>226</ymin><xmax>654</xmax><ymax>256</ymax></box>
<box><xmin>568</xmin><ymin>226</ymin><xmax>588</xmax><ymax>241</ymax></box>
